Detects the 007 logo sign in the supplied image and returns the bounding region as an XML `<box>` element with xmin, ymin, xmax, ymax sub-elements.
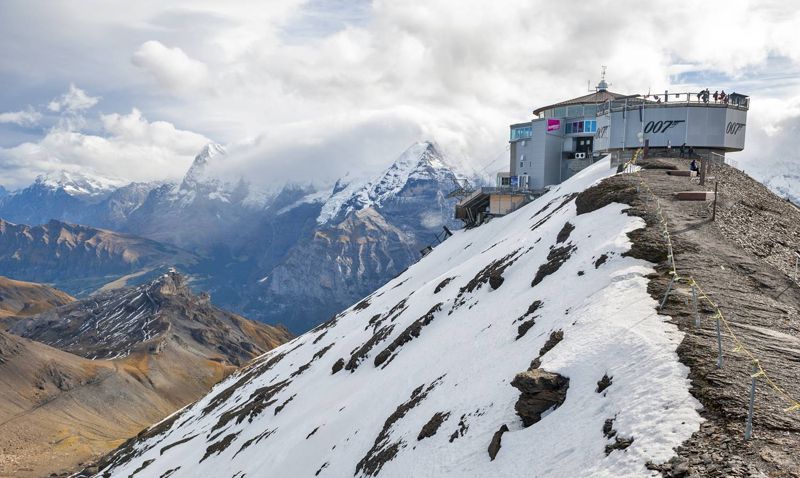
<box><xmin>643</xmin><ymin>120</ymin><xmax>685</xmax><ymax>134</ymax></box>
<box><xmin>726</xmin><ymin>122</ymin><xmax>745</xmax><ymax>135</ymax></box>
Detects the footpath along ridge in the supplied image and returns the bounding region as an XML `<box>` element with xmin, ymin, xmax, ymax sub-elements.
<box><xmin>621</xmin><ymin>155</ymin><xmax>800</xmax><ymax>477</ymax></box>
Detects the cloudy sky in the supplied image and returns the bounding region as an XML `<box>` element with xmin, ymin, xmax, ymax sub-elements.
<box><xmin>1</xmin><ymin>0</ymin><xmax>799</xmax><ymax>190</ymax></box>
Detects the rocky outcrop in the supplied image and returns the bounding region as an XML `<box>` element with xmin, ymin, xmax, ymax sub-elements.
<box><xmin>510</xmin><ymin>369</ymin><xmax>569</xmax><ymax>427</ymax></box>
<box><xmin>11</xmin><ymin>271</ymin><xmax>291</xmax><ymax>364</ymax></box>
<box><xmin>488</xmin><ymin>424</ymin><xmax>509</xmax><ymax>460</ymax></box>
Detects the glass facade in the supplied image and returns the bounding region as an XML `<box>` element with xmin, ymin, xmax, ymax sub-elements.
<box><xmin>567</xmin><ymin>105</ymin><xmax>583</xmax><ymax>117</ymax></box>
<box><xmin>538</xmin><ymin>104</ymin><xmax>601</xmax><ymax>119</ymax></box>
<box><xmin>565</xmin><ymin>120</ymin><xmax>597</xmax><ymax>134</ymax></box>
<box><xmin>510</xmin><ymin>125</ymin><xmax>532</xmax><ymax>140</ymax></box>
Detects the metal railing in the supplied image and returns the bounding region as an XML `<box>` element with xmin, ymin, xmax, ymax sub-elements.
<box><xmin>597</xmin><ymin>92</ymin><xmax>749</xmax><ymax>116</ymax></box>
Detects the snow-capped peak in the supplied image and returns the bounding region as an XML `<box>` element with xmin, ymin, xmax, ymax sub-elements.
<box><xmin>316</xmin><ymin>141</ymin><xmax>455</xmax><ymax>224</ymax></box>
<box><xmin>32</xmin><ymin>170</ymin><xmax>127</xmax><ymax>197</ymax></box>
<box><xmin>181</xmin><ymin>142</ymin><xmax>227</xmax><ymax>191</ymax></box>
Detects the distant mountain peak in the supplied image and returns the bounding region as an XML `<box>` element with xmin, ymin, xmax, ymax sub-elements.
<box><xmin>181</xmin><ymin>142</ymin><xmax>227</xmax><ymax>191</ymax></box>
<box><xmin>31</xmin><ymin>170</ymin><xmax>126</xmax><ymax>198</ymax></box>
<box><xmin>316</xmin><ymin>141</ymin><xmax>457</xmax><ymax>225</ymax></box>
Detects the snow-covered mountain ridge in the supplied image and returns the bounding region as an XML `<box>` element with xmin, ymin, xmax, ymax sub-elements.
<box><xmin>317</xmin><ymin>141</ymin><xmax>456</xmax><ymax>224</ymax></box>
<box><xmin>34</xmin><ymin>170</ymin><xmax>128</xmax><ymax>198</ymax></box>
<box><xmin>91</xmin><ymin>160</ymin><xmax>700</xmax><ymax>477</ymax></box>
<box><xmin>0</xmin><ymin>141</ymin><xmax>465</xmax><ymax>331</ymax></box>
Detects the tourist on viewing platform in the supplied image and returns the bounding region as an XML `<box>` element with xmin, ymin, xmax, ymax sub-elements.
<box><xmin>679</xmin><ymin>143</ymin><xmax>687</xmax><ymax>158</ymax></box>
<box><xmin>720</xmin><ymin>90</ymin><xmax>727</xmax><ymax>104</ymax></box>
<box><xmin>713</xmin><ymin>90</ymin><xmax>719</xmax><ymax>102</ymax></box>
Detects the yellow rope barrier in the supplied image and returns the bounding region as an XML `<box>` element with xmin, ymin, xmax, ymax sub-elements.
<box><xmin>621</xmin><ymin>151</ymin><xmax>800</xmax><ymax>414</ymax></box>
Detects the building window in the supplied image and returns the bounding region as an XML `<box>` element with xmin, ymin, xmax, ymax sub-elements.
<box><xmin>566</xmin><ymin>122</ymin><xmax>572</xmax><ymax>134</ymax></box>
<box><xmin>567</xmin><ymin>105</ymin><xmax>583</xmax><ymax>117</ymax></box>
<box><xmin>510</xmin><ymin>126</ymin><xmax>532</xmax><ymax>141</ymax></box>
<box><xmin>583</xmin><ymin>120</ymin><xmax>597</xmax><ymax>133</ymax></box>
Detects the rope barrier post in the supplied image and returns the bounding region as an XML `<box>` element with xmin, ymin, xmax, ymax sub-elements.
<box><xmin>712</xmin><ymin>181</ymin><xmax>719</xmax><ymax>221</ymax></box>
<box><xmin>691</xmin><ymin>284</ymin><xmax>699</xmax><ymax>328</ymax></box>
<box><xmin>668</xmin><ymin>246</ymin><xmax>675</xmax><ymax>270</ymax></box>
<box><xmin>659</xmin><ymin>274</ymin><xmax>676</xmax><ymax>310</ymax></box>
<box><xmin>745</xmin><ymin>360</ymin><xmax>759</xmax><ymax>440</ymax></box>
<box><xmin>716</xmin><ymin>314</ymin><xmax>724</xmax><ymax>368</ymax></box>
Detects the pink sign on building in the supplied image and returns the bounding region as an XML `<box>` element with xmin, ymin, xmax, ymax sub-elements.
<box><xmin>547</xmin><ymin>119</ymin><xmax>561</xmax><ymax>132</ymax></box>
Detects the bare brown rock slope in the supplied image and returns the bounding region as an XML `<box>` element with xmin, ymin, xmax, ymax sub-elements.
<box><xmin>0</xmin><ymin>276</ymin><xmax>74</xmax><ymax>324</ymax></box>
<box><xmin>0</xmin><ymin>272</ymin><xmax>291</xmax><ymax>478</ymax></box>
<box><xmin>583</xmin><ymin>157</ymin><xmax>800</xmax><ymax>477</ymax></box>
<box><xmin>0</xmin><ymin>218</ymin><xmax>198</xmax><ymax>296</ymax></box>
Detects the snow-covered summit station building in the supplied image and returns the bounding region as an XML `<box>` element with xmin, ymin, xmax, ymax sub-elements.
<box><xmin>506</xmin><ymin>78</ymin><xmax>749</xmax><ymax>190</ymax></box>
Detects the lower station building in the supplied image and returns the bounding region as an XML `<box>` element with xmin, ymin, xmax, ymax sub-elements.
<box><xmin>456</xmin><ymin>77</ymin><xmax>749</xmax><ymax>226</ymax></box>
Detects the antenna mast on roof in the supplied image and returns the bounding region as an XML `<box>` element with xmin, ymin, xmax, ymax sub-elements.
<box><xmin>596</xmin><ymin>66</ymin><xmax>610</xmax><ymax>92</ymax></box>
<box><xmin>588</xmin><ymin>66</ymin><xmax>610</xmax><ymax>92</ymax></box>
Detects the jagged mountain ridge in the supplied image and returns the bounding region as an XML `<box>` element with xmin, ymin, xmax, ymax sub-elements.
<box><xmin>0</xmin><ymin>171</ymin><xmax>147</xmax><ymax>229</ymax></box>
<box><xmin>89</xmin><ymin>160</ymin><xmax>700</xmax><ymax>478</ymax></box>
<box><xmin>0</xmin><ymin>218</ymin><xmax>198</xmax><ymax>295</ymax></box>
<box><xmin>0</xmin><ymin>273</ymin><xmax>291</xmax><ymax>477</ymax></box>
<box><xmin>245</xmin><ymin>141</ymin><xmax>463</xmax><ymax>331</ymax></box>
<box><xmin>11</xmin><ymin>271</ymin><xmax>290</xmax><ymax>364</ymax></box>
<box><xmin>317</xmin><ymin>141</ymin><xmax>456</xmax><ymax>224</ymax></box>
<box><xmin>0</xmin><ymin>141</ymin><xmax>465</xmax><ymax>331</ymax></box>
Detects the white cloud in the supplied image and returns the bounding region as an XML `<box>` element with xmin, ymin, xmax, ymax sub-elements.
<box><xmin>47</xmin><ymin>83</ymin><xmax>100</xmax><ymax>112</ymax></box>
<box><xmin>0</xmin><ymin>107</ymin><xmax>41</xmax><ymax>126</ymax></box>
<box><xmin>0</xmin><ymin>108</ymin><xmax>209</xmax><ymax>189</ymax></box>
<box><xmin>132</xmin><ymin>40</ymin><xmax>209</xmax><ymax>92</ymax></box>
<box><xmin>3</xmin><ymin>1</ymin><xmax>800</xmax><ymax>193</ymax></box>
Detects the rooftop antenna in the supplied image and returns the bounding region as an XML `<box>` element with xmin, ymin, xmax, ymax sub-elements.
<box><xmin>597</xmin><ymin>66</ymin><xmax>609</xmax><ymax>91</ymax></box>
<box><xmin>589</xmin><ymin>66</ymin><xmax>610</xmax><ymax>92</ymax></box>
